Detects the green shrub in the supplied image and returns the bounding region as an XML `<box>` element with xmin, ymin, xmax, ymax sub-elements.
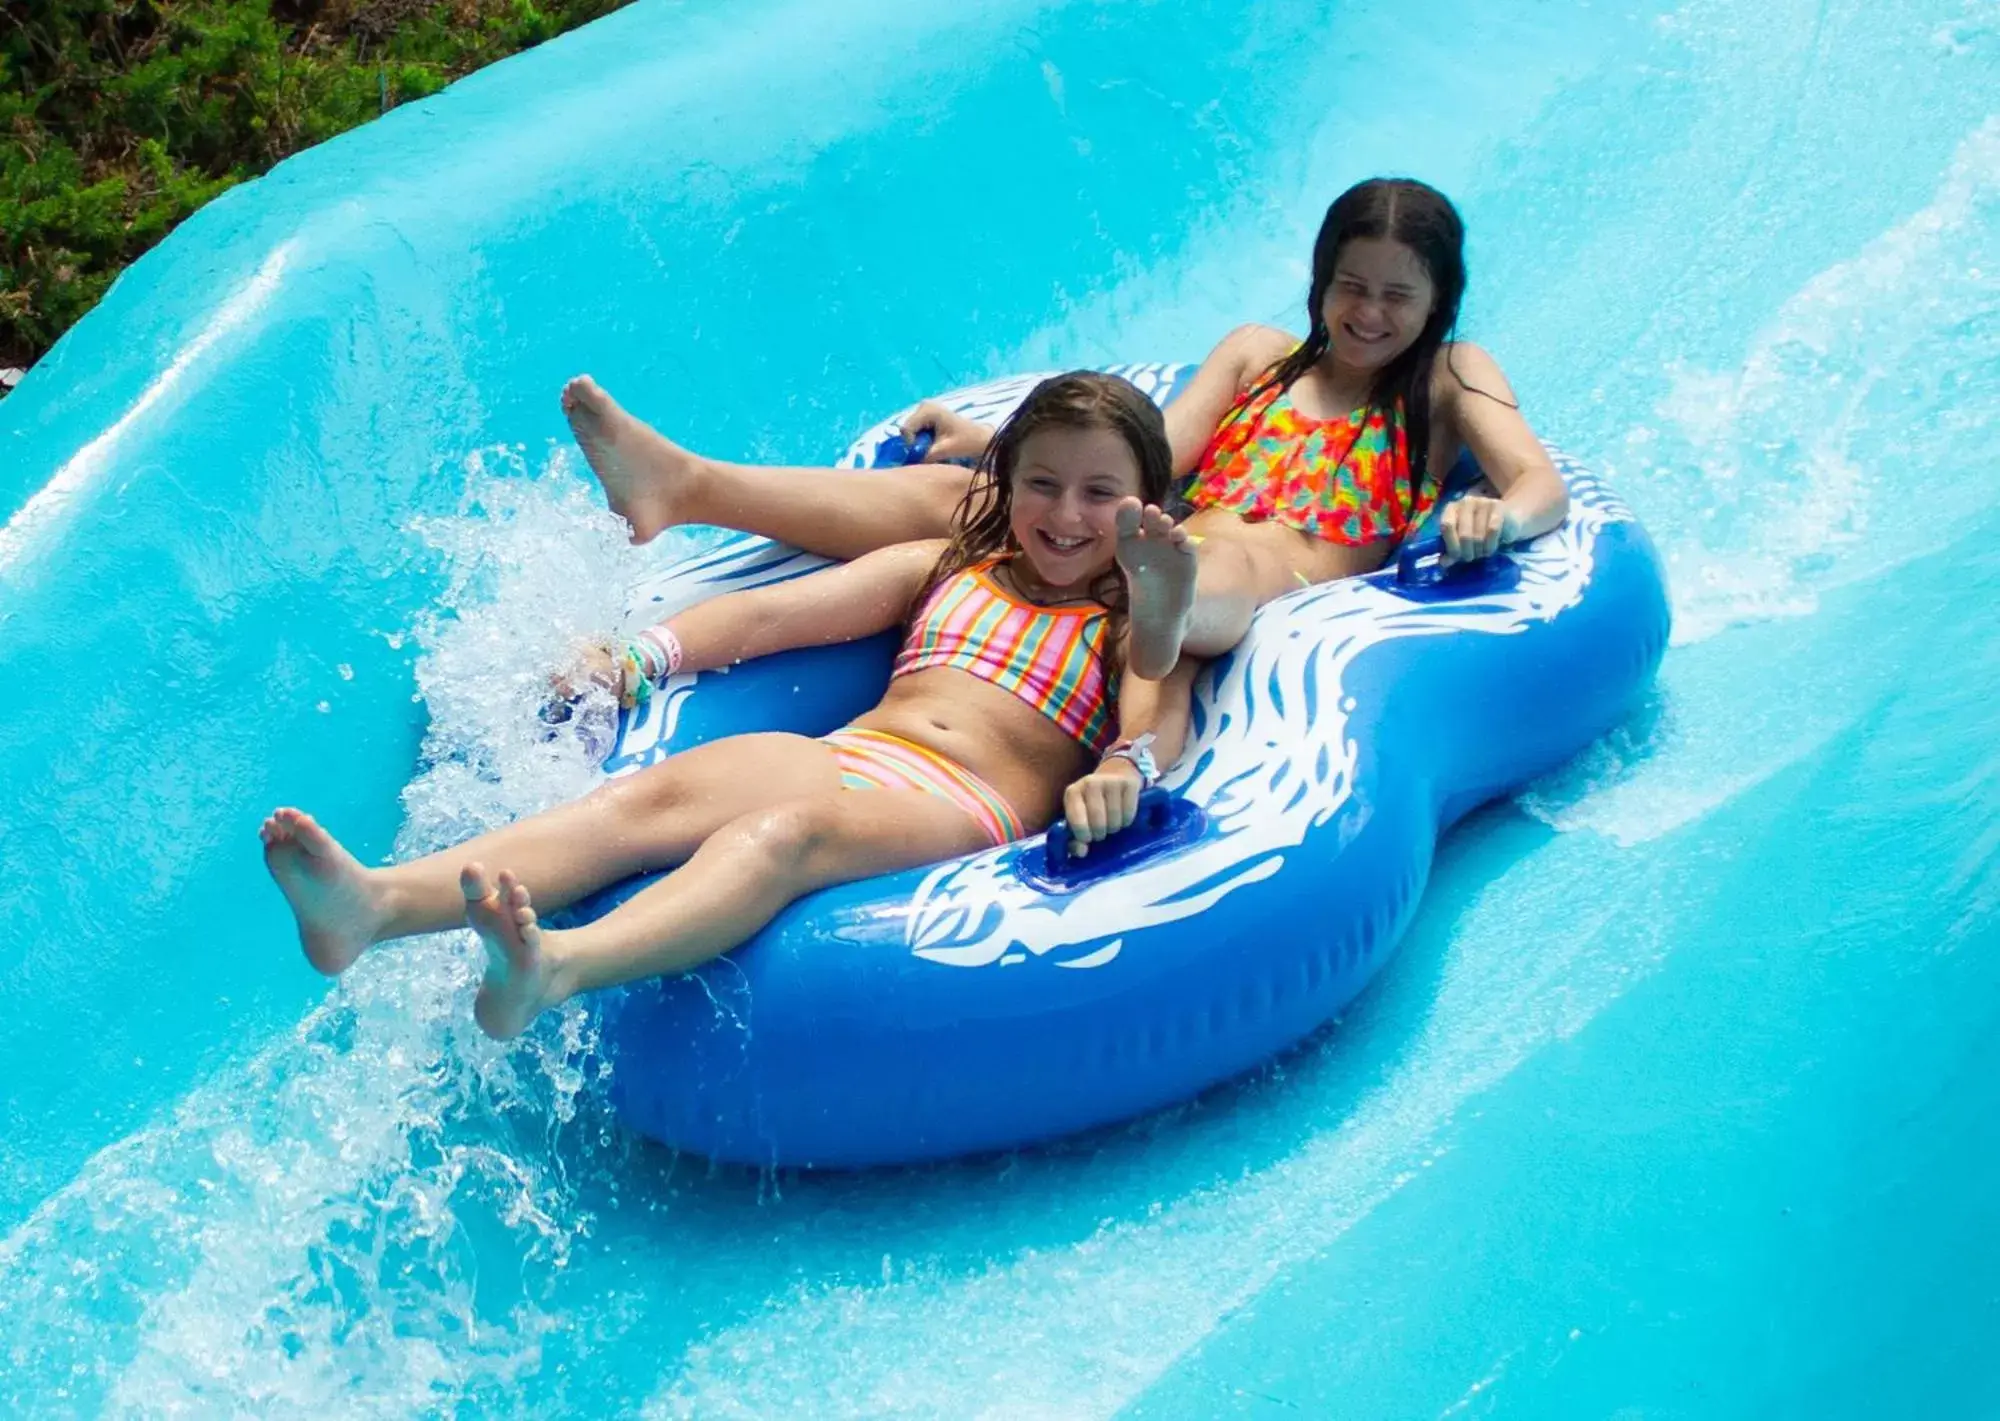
<box><xmin>0</xmin><ymin>0</ymin><xmax>630</xmax><ymax>379</ymax></box>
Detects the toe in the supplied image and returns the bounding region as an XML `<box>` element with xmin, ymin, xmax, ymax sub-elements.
<box><xmin>289</xmin><ymin>811</ymin><xmax>334</xmax><ymax>852</ymax></box>
<box><xmin>460</xmin><ymin>862</ymin><xmax>493</xmax><ymax>902</ymax></box>
<box><xmin>1114</xmin><ymin>498</ymin><xmax>1144</xmax><ymax>537</ymax></box>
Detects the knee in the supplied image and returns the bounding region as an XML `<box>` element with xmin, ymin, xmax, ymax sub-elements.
<box><xmin>716</xmin><ymin>799</ymin><xmax>838</xmax><ymax>873</ymax></box>
<box><xmin>603</xmin><ymin>766</ymin><xmax>684</xmax><ymax>818</ymax></box>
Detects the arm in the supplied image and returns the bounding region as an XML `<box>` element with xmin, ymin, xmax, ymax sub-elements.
<box><xmin>1162</xmin><ymin>325</ymin><xmax>1295</xmax><ymax>476</ymax></box>
<box><xmin>664</xmin><ymin>539</ymin><xmax>944</xmax><ymax>670</ymax></box>
<box><xmin>569</xmin><ymin>540</ymin><xmax>944</xmax><ymax>705</ymax></box>
<box><xmin>1062</xmin><ymin>655</ymin><xmax>1203</xmax><ymax>856</ymax></box>
<box><xmin>1431</xmin><ymin>342</ymin><xmax>1571</xmax><ymax>562</ymax></box>
<box><xmin>901</xmin><ymin>401</ymin><xmax>998</xmax><ymax>462</ymax></box>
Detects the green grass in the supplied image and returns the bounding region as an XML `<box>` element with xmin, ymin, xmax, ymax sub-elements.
<box><xmin>1</xmin><ymin>0</ymin><xmax>632</xmax><ymax>380</ymax></box>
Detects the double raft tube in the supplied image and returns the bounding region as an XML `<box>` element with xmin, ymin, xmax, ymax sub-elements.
<box><xmin>562</xmin><ymin>361</ymin><xmax>1670</xmax><ymax>1168</ymax></box>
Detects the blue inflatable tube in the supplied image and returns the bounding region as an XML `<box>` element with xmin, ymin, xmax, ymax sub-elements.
<box><xmin>578</xmin><ymin>362</ymin><xmax>1670</xmax><ymax>1168</ymax></box>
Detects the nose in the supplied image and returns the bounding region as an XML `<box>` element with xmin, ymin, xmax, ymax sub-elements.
<box><xmin>1051</xmin><ymin>487</ymin><xmax>1091</xmax><ymax>528</ymax></box>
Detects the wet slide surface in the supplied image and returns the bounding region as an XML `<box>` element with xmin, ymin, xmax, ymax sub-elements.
<box><xmin>2</xmin><ymin>0</ymin><xmax>1996</xmax><ymax>1413</ymax></box>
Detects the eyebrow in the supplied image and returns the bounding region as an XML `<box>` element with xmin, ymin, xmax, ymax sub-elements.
<box><xmin>1023</xmin><ymin>461</ymin><xmax>1126</xmax><ymax>486</ymax></box>
<box><xmin>1335</xmin><ymin>269</ymin><xmax>1418</xmax><ymax>294</ymax></box>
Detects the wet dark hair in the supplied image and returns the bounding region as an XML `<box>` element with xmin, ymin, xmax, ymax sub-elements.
<box><xmin>1239</xmin><ymin>177</ymin><xmax>1498</xmax><ymax>509</ymax></box>
<box><xmin>919</xmin><ymin>371</ymin><xmax>1174</xmax><ymax>683</ymax></box>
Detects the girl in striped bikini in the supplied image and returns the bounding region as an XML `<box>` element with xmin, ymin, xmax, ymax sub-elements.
<box><xmin>259</xmin><ymin>373</ymin><xmax>1190</xmax><ymax>1041</ymax></box>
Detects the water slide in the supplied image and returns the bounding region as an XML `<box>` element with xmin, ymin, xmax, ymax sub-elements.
<box><xmin>3</xmin><ymin>0</ymin><xmax>1996</xmax><ymax>1412</ymax></box>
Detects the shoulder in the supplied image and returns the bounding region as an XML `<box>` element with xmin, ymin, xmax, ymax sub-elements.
<box><xmin>1219</xmin><ymin>323</ymin><xmax>1299</xmax><ymax>365</ymax></box>
<box><xmin>1428</xmin><ymin>341</ymin><xmax>1519</xmax><ymax>407</ymax></box>
<box><xmin>1204</xmin><ymin>323</ymin><xmax>1298</xmax><ymax>382</ymax></box>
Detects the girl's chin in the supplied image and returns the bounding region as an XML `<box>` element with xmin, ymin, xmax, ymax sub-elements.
<box><xmin>1333</xmin><ymin>335</ymin><xmax>1401</xmax><ymax>368</ymax></box>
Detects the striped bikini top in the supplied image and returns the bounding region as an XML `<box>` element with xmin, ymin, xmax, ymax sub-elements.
<box><xmin>893</xmin><ymin>557</ymin><xmax>1116</xmax><ymax>753</ymax></box>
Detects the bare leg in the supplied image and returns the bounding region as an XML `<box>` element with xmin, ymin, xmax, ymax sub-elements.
<box><xmin>262</xmin><ymin>733</ymin><xmax>840</xmax><ymax>975</ymax></box>
<box><xmin>563</xmin><ymin>375</ymin><xmax>971</xmax><ymax>557</ymax></box>
<box><xmin>467</xmin><ymin>790</ymin><xmax>991</xmax><ymax>1038</ymax></box>
<box><xmin>463</xmin><ymin>864</ymin><xmax>557</xmax><ymax>1040</ymax></box>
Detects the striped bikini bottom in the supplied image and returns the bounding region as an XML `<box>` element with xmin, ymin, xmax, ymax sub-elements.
<box><xmin>820</xmin><ymin>727</ymin><xmax>1026</xmax><ymax>847</ymax></box>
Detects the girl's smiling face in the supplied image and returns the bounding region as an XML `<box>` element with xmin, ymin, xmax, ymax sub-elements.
<box><xmin>1321</xmin><ymin>236</ymin><xmax>1437</xmax><ymax>373</ymax></box>
<box><xmin>1006</xmin><ymin>425</ymin><xmax>1143</xmax><ymax>591</ymax></box>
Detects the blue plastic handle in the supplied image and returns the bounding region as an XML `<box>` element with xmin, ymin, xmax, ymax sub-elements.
<box><xmin>1396</xmin><ymin>534</ymin><xmax>1461</xmax><ymax>586</ymax></box>
<box><xmin>1398</xmin><ymin>533</ymin><xmax>1513</xmax><ymax>586</ymax></box>
<box><xmin>871</xmin><ymin>427</ymin><xmax>936</xmax><ymax>467</ymax></box>
<box><xmin>1023</xmin><ymin>788</ymin><xmax>1208</xmax><ymax>892</ymax></box>
<box><xmin>1389</xmin><ymin>533</ymin><xmax>1524</xmax><ymax>601</ymax></box>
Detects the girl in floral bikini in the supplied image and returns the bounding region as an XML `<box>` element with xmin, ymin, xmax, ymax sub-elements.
<box><xmin>562</xmin><ymin>177</ymin><xmax>1571</xmax><ymax>687</ymax></box>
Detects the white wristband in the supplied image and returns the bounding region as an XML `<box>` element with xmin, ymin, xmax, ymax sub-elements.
<box><xmin>631</xmin><ymin>625</ymin><xmax>684</xmax><ymax>682</ymax></box>
<box><xmin>1101</xmin><ymin>731</ymin><xmax>1159</xmax><ymax>787</ymax></box>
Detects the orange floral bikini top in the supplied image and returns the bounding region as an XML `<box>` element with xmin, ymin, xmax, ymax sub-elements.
<box><xmin>1185</xmin><ymin>380</ymin><xmax>1435</xmax><ymax>547</ymax></box>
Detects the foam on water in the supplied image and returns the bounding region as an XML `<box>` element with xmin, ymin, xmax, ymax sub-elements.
<box><xmin>643</xmin><ymin>828</ymin><xmax>1675</xmax><ymax>1419</ymax></box>
<box><xmin>5</xmin><ymin>0</ymin><xmax>1994</xmax><ymax>1408</ymax></box>
<box><xmin>1623</xmin><ymin>114</ymin><xmax>2000</xmax><ymax>646</ymax></box>
<box><xmin>1521</xmin><ymin>116</ymin><xmax>2000</xmax><ymax>844</ymax></box>
<box><xmin>0</xmin><ymin>457</ymin><xmax>646</xmax><ymax>1417</ymax></box>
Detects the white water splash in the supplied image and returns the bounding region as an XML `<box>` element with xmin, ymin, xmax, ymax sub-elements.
<box><xmin>1629</xmin><ymin>114</ymin><xmax>2000</xmax><ymax>646</ymax></box>
<box><xmin>643</xmin><ymin>830</ymin><xmax>1669</xmax><ymax>1419</ymax></box>
<box><xmin>0</xmin><ymin>457</ymin><xmax>641</xmax><ymax>1418</ymax></box>
<box><xmin>1523</xmin><ymin>116</ymin><xmax>2000</xmax><ymax>846</ymax></box>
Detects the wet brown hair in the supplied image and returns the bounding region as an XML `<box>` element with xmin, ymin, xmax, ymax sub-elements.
<box><xmin>1236</xmin><ymin>178</ymin><xmax>1472</xmax><ymax>511</ymax></box>
<box><xmin>915</xmin><ymin>371</ymin><xmax>1175</xmax><ymax>684</ymax></box>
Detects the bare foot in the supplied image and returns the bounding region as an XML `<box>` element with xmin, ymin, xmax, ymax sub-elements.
<box><xmin>260</xmin><ymin>807</ymin><xmax>388</xmax><ymax>975</ymax></box>
<box><xmin>463</xmin><ymin>864</ymin><xmax>560</xmax><ymax>1040</ymax></box>
<box><xmin>1115</xmin><ymin>499</ymin><xmax>1200</xmax><ymax>680</ymax></box>
<box><xmin>561</xmin><ymin>375</ymin><xmax>706</xmax><ymax>544</ymax></box>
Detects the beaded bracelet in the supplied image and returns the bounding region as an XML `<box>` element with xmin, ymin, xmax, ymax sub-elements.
<box><xmin>615</xmin><ymin>648</ymin><xmax>654</xmax><ymax>709</ymax></box>
<box><xmin>616</xmin><ymin>625</ymin><xmax>685</xmax><ymax>711</ymax></box>
<box><xmin>630</xmin><ymin>625</ymin><xmax>684</xmax><ymax>681</ymax></box>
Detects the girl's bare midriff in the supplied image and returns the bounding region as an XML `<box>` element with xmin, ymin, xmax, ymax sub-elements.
<box><xmin>1183</xmin><ymin>504</ymin><xmax>1396</xmax><ymax>592</ymax></box>
<box><xmin>850</xmin><ymin>669</ymin><xmax>1096</xmax><ymax>828</ymax></box>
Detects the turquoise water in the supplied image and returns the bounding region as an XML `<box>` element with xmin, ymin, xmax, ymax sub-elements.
<box><xmin>2</xmin><ymin>0</ymin><xmax>1996</xmax><ymax>1413</ymax></box>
